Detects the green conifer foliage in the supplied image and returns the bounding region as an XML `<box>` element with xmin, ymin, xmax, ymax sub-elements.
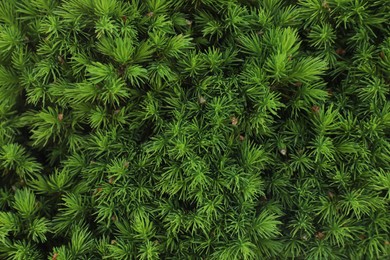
<box><xmin>0</xmin><ymin>0</ymin><xmax>389</xmax><ymax>259</ymax></box>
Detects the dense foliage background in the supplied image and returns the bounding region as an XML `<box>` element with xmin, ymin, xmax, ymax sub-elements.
<box><xmin>0</xmin><ymin>0</ymin><xmax>389</xmax><ymax>259</ymax></box>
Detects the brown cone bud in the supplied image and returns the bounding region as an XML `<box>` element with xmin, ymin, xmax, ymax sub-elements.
<box><xmin>199</xmin><ymin>96</ymin><xmax>206</xmax><ymax>104</ymax></box>
<box><xmin>231</xmin><ymin>116</ymin><xmax>238</xmax><ymax>126</ymax></box>
<box><xmin>315</xmin><ymin>231</ymin><xmax>325</xmax><ymax>240</ymax></box>
<box><xmin>58</xmin><ymin>56</ymin><xmax>65</xmax><ymax>65</ymax></box>
<box><xmin>58</xmin><ymin>113</ymin><xmax>63</xmax><ymax>121</ymax></box>
<box><xmin>311</xmin><ymin>105</ymin><xmax>320</xmax><ymax>113</ymax></box>
<box><xmin>336</xmin><ymin>48</ymin><xmax>346</xmax><ymax>55</ymax></box>
<box><xmin>109</xmin><ymin>177</ymin><xmax>115</xmax><ymax>184</ymax></box>
<box><xmin>322</xmin><ymin>1</ymin><xmax>330</xmax><ymax>9</ymax></box>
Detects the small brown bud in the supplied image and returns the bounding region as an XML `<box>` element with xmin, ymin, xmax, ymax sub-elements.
<box><xmin>311</xmin><ymin>105</ymin><xmax>320</xmax><ymax>113</ymax></box>
<box><xmin>239</xmin><ymin>135</ymin><xmax>245</xmax><ymax>141</ymax></box>
<box><xmin>199</xmin><ymin>96</ymin><xmax>206</xmax><ymax>104</ymax></box>
<box><xmin>58</xmin><ymin>55</ymin><xmax>65</xmax><ymax>65</ymax></box>
<box><xmin>231</xmin><ymin>116</ymin><xmax>238</xmax><ymax>126</ymax></box>
<box><xmin>122</xmin><ymin>16</ymin><xmax>127</xmax><ymax>23</ymax></box>
<box><xmin>111</xmin><ymin>215</ymin><xmax>117</xmax><ymax>222</ymax></box>
<box><xmin>124</xmin><ymin>161</ymin><xmax>129</xmax><ymax>168</ymax></box>
<box><xmin>385</xmin><ymin>241</ymin><xmax>390</xmax><ymax>246</ymax></box>
<box><xmin>111</xmin><ymin>239</ymin><xmax>117</xmax><ymax>244</ymax></box>
<box><xmin>114</xmin><ymin>109</ymin><xmax>121</xmax><ymax>115</ymax></box>
<box><xmin>336</xmin><ymin>48</ymin><xmax>346</xmax><ymax>55</ymax></box>
<box><xmin>294</xmin><ymin>82</ymin><xmax>302</xmax><ymax>87</ymax></box>
<box><xmin>109</xmin><ymin>177</ymin><xmax>115</xmax><ymax>184</ymax></box>
<box><xmin>146</xmin><ymin>12</ymin><xmax>154</xmax><ymax>17</ymax></box>
<box><xmin>315</xmin><ymin>231</ymin><xmax>325</xmax><ymax>240</ymax></box>
<box><xmin>380</xmin><ymin>51</ymin><xmax>385</xmax><ymax>59</ymax></box>
<box><xmin>328</xmin><ymin>191</ymin><xmax>335</xmax><ymax>198</ymax></box>
<box><xmin>52</xmin><ymin>253</ymin><xmax>59</xmax><ymax>260</ymax></box>
<box><xmin>58</xmin><ymin>113</ymin><xmax>63</xmax><ymax>121</ymax></box>
<box><xmin>322</xmin><ymin>1</ymin><xmax>330</xmax><ymax>9</ymax></box>
<box><xmin>359</xmin><ymin>234</ymin><xmax>366</xmax><ymax>240</ymax></box>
